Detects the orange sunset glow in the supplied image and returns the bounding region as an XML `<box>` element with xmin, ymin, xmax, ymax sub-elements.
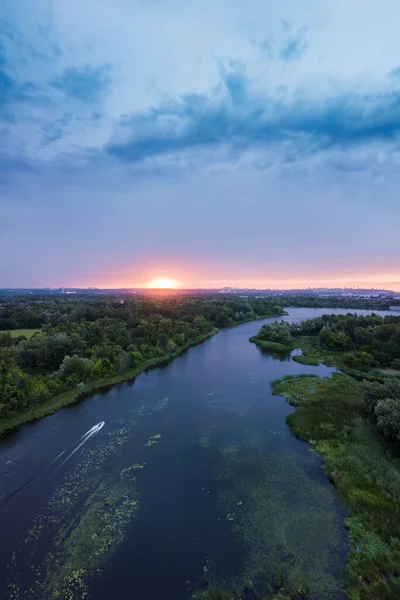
<box><xmin>91</xmin><ymin>267</ymin><xmax>400</xmax><ymax>292</ymax></box>
<box><xmin>148</xmin><ymin>277</ymin><xmax>178</xmax><ymax>289</ymax></box>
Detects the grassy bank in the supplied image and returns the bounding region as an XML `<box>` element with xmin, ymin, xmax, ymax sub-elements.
<box><xmin>249</xmin><ymin>317</ymin><xmax>294</xmax><ymax>354</ymax></box>
<box><xmin>272</xmin><ymin>373</ymin><xmax>400</xmax><ymax>600</ymax></box>
<box><xmin>290</xmin><ymin>336</ymin><xmax>337</xmax><ymax>367</ymax></box>
<box><xmin>0</xmin><ymin>329</ymin><xmax>218</xmax><ymax>435</ymax></box>
<box><xmin>290</xmin><ymin>336</ymin><xmax>400</xmax><ymax>382</ymax></box>
<box><xmin>249</xmin><ymin>337</ymin><xmax>294</xmax><ymax>352</ymax></box>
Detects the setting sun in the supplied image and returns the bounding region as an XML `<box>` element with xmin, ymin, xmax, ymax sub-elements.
<box><xmin>148</xmin><ymin>277</ymin><xmax>177</xmax><ymax>289</ymax></box>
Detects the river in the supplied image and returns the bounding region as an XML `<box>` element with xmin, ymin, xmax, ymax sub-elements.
<box><xmin>0</xmin><ymin>308</ymin><xmax>392</xmax><ymax>599</ymax></box>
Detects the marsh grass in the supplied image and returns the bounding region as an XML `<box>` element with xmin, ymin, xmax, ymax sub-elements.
<box><xmin>249</xmin><ymin>337</ymin><xmax>294</xmax><ymax>352</ymax></box>
<box><xmin>273</xmin><ymin>373</ymin><xmax>400</xmax><ymax>600</ymax></box>
<box><xmin>193</xmin><ymin>570</ymin><xmax>312</xmax><ymax>600</ymax></box>
<box><xmin>289</xmin><ymin>338</ymin><xmax>337</xmax><ymax>368</ymax></box>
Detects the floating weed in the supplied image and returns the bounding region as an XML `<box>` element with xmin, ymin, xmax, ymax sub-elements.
<box><xmin>6</xmin><ymin>397</ymin><xmax>171</xmax><ymax>599</ymax></box>
<box><xmin>145</xmin><ymin>433</ymin><xmax>162</xmax><ymax>447</ymax></box>
<box><xmin>199</xmin><ymin>435</ymin><xmax>211</xmax><ymax>449</ymax></box>
<box><xmin>121</xmin><ymin>462</ymin><xmax>147</xmax><ymax>476</ymax></box>
<box><xmin>248</xmin><ymin>372</ymin><xmax>260</xmax><ymax>385</ymax></box>
<box><xmin>200</xmin><ymin>422</ymin><xmax>347</xmax><ymax>599</ymax></box>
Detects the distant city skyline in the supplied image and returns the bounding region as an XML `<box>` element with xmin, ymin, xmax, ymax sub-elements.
<box><xmin>2</xmin><ymin>283</ymin><xmax>400</xmax><ymax>294</ymax></box>
<box><xmin>1</xmin><ymin>2</ymin><xmax>400</xmax><ymax>289</ymax></box>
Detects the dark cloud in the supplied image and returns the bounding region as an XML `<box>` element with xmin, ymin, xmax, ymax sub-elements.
<box><xmin>0</xmin><ymin>44</ymin><xmax>49</xmax><ymax>112</ymax></box>
<box><xmin>106</xmin><ymin>66</ymin><xmax>400</xmax><ymax>164</ymax></box>
<box><xmin>0</xmin><ymin>65</ymin><xmax>44</xmax><ymax>109</ymax></box>
<box><xmin>40</xmin><ymin>123</ymin><xmax>66</xmax><ymax>145</ymax></box>
<box><xmin>260</xmin><ymin>39</ymin><xmax>272</xmax><ymax>59</ymax></box>
<box><xmin>51</xmin><ymin>64</ymin><xmax>112</xmax><ymax>102</ymax></box>
<box><xmin>389</xmin><ymin>66</ymin><xmax>400</xmax><ymax>77</ymax></box>
<box><xmin>280</xmin><ymin>25</ymin><xmax>308</xmax><ymax>61</ymax></box>
<box><xmin>0</xmin><ymin>65</ymin><xmax>15</xmax><ymax>106</ymax></box>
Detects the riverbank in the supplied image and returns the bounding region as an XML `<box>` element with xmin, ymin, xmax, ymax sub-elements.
<box><xmin>248</xmin><ymin>317</ymin><xmax>293</xmax><ymax>353</ymax></box>
<box><xmin>272</xmin><ymin>373</ymin><xmax>400</xmax><ymax>600</ymax></box>
<box><xmin>0</xmin><ymin>329</ymin><xmax>219</xmax><ymax>435</ymax></box>
<box><xmin>1</xmin><ymin>311</ymin><xmax>287</xmax><ymax>436</ymax></box>
<box><xmin>233</xmin><ymin>310</ymin><xmax>288</xmax><ymax>328</ymax></box>
<box><xmin>292</xmin><ymin>335</ymin><xmax>400</xmax><ymax>382</ymax></box>
<box><xmin>249</xmin><ymin>337</ymin><xmax>293</xmax><ymax>352</ymax></box>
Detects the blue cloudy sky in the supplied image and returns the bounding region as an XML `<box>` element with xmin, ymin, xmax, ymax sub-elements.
<box><xmin>1</xmin><ymin>0</ymin><xmax>400</xmax><ymax>289</ymax></box>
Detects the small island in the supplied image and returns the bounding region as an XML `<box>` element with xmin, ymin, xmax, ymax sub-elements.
<box><xmin>249</xmin><ymin>320</ymin><xmax>294</xmax><ymax>352</ymax></box>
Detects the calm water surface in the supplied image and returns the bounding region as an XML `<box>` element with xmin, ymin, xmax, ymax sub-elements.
<box><xmin>0</xmin><ymin>308</ymin><xmax>392</xmax><ymax>599</ymax></box>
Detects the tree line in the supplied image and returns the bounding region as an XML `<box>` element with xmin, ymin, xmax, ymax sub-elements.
<box><xmin>0</xmin><ymin>295</ymin><xmax>285</xmax><ymax>423</ymax></box>
<box><xmin>254</xmin><ymin>313</ymin><xmax>400</xmax><ymax>370</ymax></box>
<box><xmin>290</xmin><ymin>313</ymin><xmax>400</xmax><ymax>370</ymax></box>
<box><xmin>253</xmin><ymin>312</ymin><xmax>400</xmax><ymax>445</ymax></box>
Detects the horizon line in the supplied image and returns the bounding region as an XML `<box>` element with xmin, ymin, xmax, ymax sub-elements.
<box><xmin>1</xmin><ymin>286</ymin><xmax>399</xmax><ymax>293</ymax></box>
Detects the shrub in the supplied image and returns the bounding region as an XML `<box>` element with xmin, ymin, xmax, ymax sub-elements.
<box><xmin>375</xmin><ymin>398</ymin><xmax>400</xmax><ymax>441</ymax></box>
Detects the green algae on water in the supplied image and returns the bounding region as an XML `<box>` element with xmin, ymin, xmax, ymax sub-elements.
<box><xmin>145</xmin><ymin>433</ymin><xmax>163</xmax><ymax>447</ymax></box>
<box><xmin>198</xmin><ymin>410</ymin><xmax>347</xmax><ymax>599</ymax></box>
<box><xmin>6</xmin><ymin>397</ymin><xmax>171</xmax><ymax>600</ymax></box>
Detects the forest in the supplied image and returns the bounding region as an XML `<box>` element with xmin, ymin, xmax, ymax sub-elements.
<box><xmin>0</xmin><ymin>294</ymin><xmax>285</xmax><ymax>428</ymax></box>
<box><xmin>252</xmin><ymin>312</ymin><xmax>400</xmax><ymax>446</ymax></box>
<box><xmin>253</xmin><ymin>313</ymin><xmax>400</xmax><ymax>370</ymax></box>
<box><xmin>279</xmin><ymin>295</ymin><xmax>398</xmax><ymax>311</ymax></box>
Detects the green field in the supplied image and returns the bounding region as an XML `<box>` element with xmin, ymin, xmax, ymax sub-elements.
<box><xmin>7</xmin><ymin>328</ymin><xmax>42</xmax><ymax>339</ymax></box>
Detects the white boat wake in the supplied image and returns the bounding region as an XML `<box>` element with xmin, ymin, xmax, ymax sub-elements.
<box><xmin>54</xmin><ymin>422</ymin><xmax>105</xmax><ymax>472</ymax></box>
<box><xmin>1</xmin><ymin>422</ymin><xmax>105</xmax><ymax>505</ymax></box>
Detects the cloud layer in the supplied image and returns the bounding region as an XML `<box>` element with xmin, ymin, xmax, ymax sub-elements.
<box><xmin>107</xmin><ymin>66</ymin><xmax>400</xmax><ymax>165</ymax></box>
<box><xmin>1</xmin><ymin>0</ymin><xmax>400</xmax><ymax>288</ymax></box>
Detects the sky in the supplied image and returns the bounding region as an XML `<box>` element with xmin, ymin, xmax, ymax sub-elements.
<box><xmin>1</xmin><ymin>0</ymin><xmax>400</xmax><ymax>290</ymax></box>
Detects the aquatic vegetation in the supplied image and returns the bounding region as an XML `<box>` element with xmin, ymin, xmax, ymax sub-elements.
<box><xmin>6</xmin><ymin>397</ymin><xmax>171</xmax><ymax>599</ymax></box>
<box><xmin>192</xmin><ymin>573</ymin><xmax>311</xmax><ymax>600</ymax></box>
<box><xmin>145</xmin><ymin>433</ymin><xmax>163</xmax><ymax>447</ymax></box>
<box><xmin>292</xmin><ymin>354</ymin><xmax>320</xmax><ymax>366</ymax></box>
<box><xmin>204</xmin><ymin>389</ymin><xmax>251</xmax><ymax>418</ymax></box>
<box><xmin>250</xmin><ymin>338</ymin><xmax>294</xmax><ymax>352</ymax></box>
<box><xmin>199</xmin><ymin>416</ymin><xmax>347</xmax><ymax>599</ymax></box>
<box><xmin>273</xmin><ymin>373</ymin><xmax>400</xmax><ymax>599</ymax></box>
<box><xmin>121</xmin><ymin>462</ymin><xmax>147</xmax><ymax>476</ymax></box>
<box><xmin>40</xmin><ymin>479</ymin><xmax>139</xmax><ymax>599</ymax></box>
<box><xmin>248</xmin><ymin>372</ymin><xmax>261</xmax><ymax>384</ymax></box>
<box><xmin>192</xmin><ymin>586</ymin><xmax>234</xmax><ymax>600</ymax></box>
